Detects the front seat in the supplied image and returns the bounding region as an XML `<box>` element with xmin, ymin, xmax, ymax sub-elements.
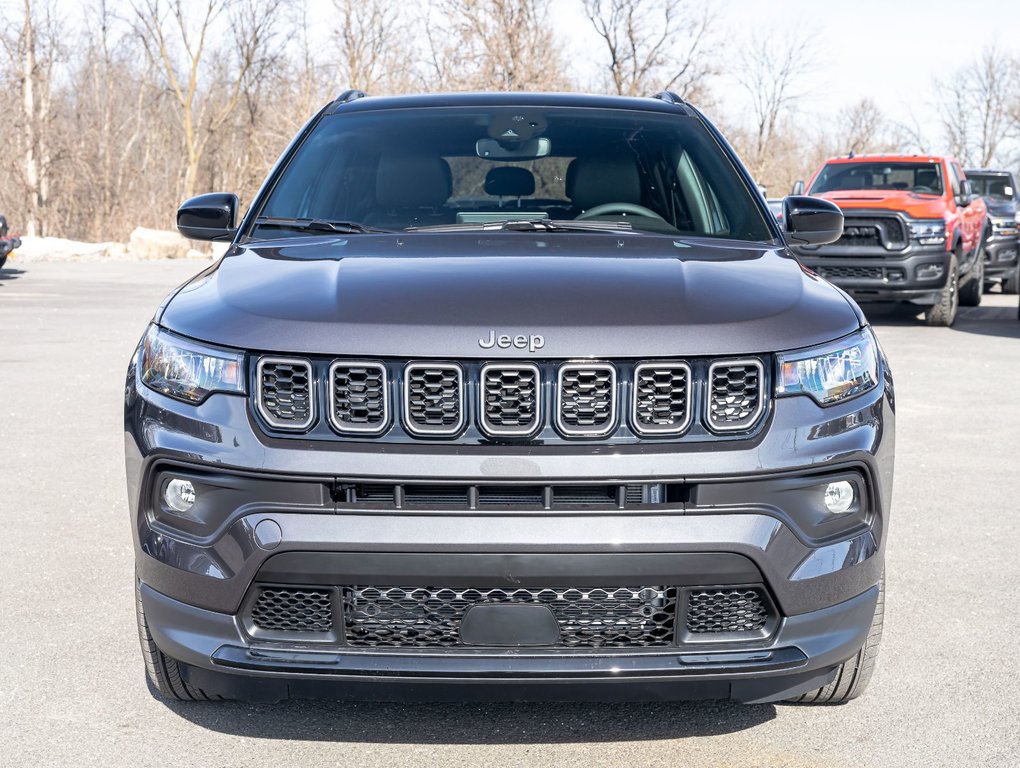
<box><xmin>913</xmin><ymin>169</ymin><xmax>938</xmax><ymax>192</ymax></box>
<box><xmin>367</xmin><ymin>152</ymin><xmax>453</xmax><ymax>229</ymax></box>
<box><xmin>565</xmin><ymin>153</ymin><xmax>642</xmax><ymax>213</ymax></box>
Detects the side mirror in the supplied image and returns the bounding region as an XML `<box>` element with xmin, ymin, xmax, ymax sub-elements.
<box><xmin>956</xmin><ymin>180</ymin><xmax>974</xmax><ymax>207</ymax></box>
<box><xmin>783</xmin><ymin>195</ymin><xmax>843</xmax><ymax>246</ymax></box>
<box><xmin>177</xmin><ymin>193</ymin><xmax>239</xmax><ymax>241</ymax></box>
<box><xmin>791</xmin><ymin>180</ymin><xmax>805</xmax><ymax>196</ymax></box>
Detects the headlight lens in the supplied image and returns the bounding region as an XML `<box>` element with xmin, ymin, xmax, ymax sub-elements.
<box><xmin>139</xmin><ymin>326</ymin><xmax>244</xmax><ymax>403</ymax></box>
<box><xmin>991</xmin><ymin>216</ymin><xmax>1019</xmax><ymax>236</ymax></box>
<box><xmin>907</xmin><ymin>218</ymin><xmax>946</xmax><ymax>245</ymax></box>
<box><xmin>777</xmin><ymin>328</ymin><xmax>880</xmax><ymax>405</ymax></box>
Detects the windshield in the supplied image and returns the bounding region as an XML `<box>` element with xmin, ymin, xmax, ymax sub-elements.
<box><xmin>252</xmin><ymin>106</ymin><xmax>774</xmax><ymax>242</ymax></box>
<box><xmin>809</xmin><ymin>161</ymin><xmax>944</xmax><ymax>196</ymax></box>
<box><xmin>966</xmin><ymin>173</ymin><xmax>1016</xmax><ymax>201</ymax></box>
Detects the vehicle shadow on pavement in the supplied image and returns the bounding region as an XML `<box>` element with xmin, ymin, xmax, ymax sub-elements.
<box><xmin>862</xmin><ymin>301</ymin><xmax>1020</xmax><ymax>338</ymax></box>
<box><xmin>163</xmin><ymin>699</ymin><xmax>776</xmax><ymax>743</ymax></box>
<box><xmin>0</xmin><ymin>267</ymin><xmax>26</xmax><ymax>285</ymax></box>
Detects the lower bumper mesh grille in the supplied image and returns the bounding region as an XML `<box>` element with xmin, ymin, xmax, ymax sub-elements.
<box><xmin>250</xmin><ymin>587</ymin><xmax>333</xmax><ymax>633</ymax></box>
<box><xmin>686</xmin><ymin>587</ymin><xmax>769</xmax><ymax>634</ymax></box>
<box><xmin>342</xmin><ymin>585</ymin><xmax>678</xmax><ymax>648</ymax></box>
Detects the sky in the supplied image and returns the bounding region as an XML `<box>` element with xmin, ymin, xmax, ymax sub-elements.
<box><xmin>550</xmin><ymin>0</ymin><xmax>1020</xmax><ymax>139</ymax></box>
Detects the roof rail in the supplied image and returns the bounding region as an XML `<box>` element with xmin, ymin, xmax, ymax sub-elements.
<box><xmin>333</xmin><ymin>89</ymin><xmax>367</xmax><ymax>105</ymax></box>
<box><xmin>652</xmin><ymin>91</ymin><xmax>688</xmax><ymax>106</ymax></box>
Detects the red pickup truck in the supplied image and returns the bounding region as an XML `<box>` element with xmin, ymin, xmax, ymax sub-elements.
<box><xmin>790</xmin><ymin>155</ymin><xmax>988</xmax><ymax>326</ymax></box>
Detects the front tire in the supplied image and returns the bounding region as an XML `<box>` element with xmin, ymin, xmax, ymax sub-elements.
<box><xmin>135</xmin><ymin>582</ymin><xmax>220</xmax><ymax>701</ymax></box>
<box><xmin>787</xmin><ymin>574</ymin><xmax>884</xmax><ymax>705</ymax></box>
<box><xmin>959</xmin><ymin>252</ymin><xmax>984</xmax><ymax>307</ymax></box>
<box><xmin>1003</xmin><ymin>266</ymin><xmax>1019</xmax><ymax>295</ymax></box>
<box><xmin>924</xmin><ymin>253</ymin><xmax>959</xmax><ymax>326</ymax></box>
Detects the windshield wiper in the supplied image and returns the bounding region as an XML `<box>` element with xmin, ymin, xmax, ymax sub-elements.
<box><xmin>253</xmin><ymin>217</ymin><xmax>387</xmax><ymax>234</ymax></box>
<box><xmin>406</xmin><ymin>219</ymin><xmax>635</xmax><ymax>234</ymax></box>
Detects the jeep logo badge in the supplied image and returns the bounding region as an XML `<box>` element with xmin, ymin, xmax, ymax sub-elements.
<box><xmin>478</xmin><ymin>330</ymin><xmax>545</xmax><ymax>353</ymax></box>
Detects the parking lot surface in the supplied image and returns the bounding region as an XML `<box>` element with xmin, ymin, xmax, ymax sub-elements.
<box><xmin>1</xmin><ymin>261</ymin><xmax>1018</xmax><ymax>767</ymax></box>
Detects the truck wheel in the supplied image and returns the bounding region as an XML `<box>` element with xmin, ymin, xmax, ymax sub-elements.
<box><xmin>0</xmin><ymin>254</ymin><xmax>6</xmax><ymax>271</ymax></box>
<box><xmin>1003</xmin><ymin>267</ymin><xmax>1019</xmax><ymax>295</ymax></box>
<box><xmin>135</xmin><ymin>582</ymin><xmax>221</xmax><ymax>701</ymax></box>
<box><xmin>787</xmin><ymin>574</ymin><xmax>884</xmax><ymax>705</ymax></box>
<box><xmin>959</xmin><ymin>254</ymin><xmax>983</xmax><ymax>307</ymax></box>
<box><xmin>924</xmin><ymin>253</ymin><xmax>959</xmax><ymax>326</ymax></box>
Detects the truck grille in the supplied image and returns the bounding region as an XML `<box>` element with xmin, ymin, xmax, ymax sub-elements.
<box><xmin>480</xmin><ymin>363</ymin><xmax>540</xmax><ymax>436</ymax></box>
<box><xmin>707</xmin><ymin>360</ymin><xmax>764</xmax><ymax>432</ymax></box>
<box><xmin>254</xmin><ymin>356</ymin><xmax>769</xmax><ymax>440</ymax></box>
<box><xmin>556</xmin><ymin>364</ymin><xmax>616</xmax><ymax>436</ymax></box>
<box><xmin>342</xmin><ymin>585</ymin><xmax>678</xmax><ymax>648</ymax></box>
<box><xmin>836</xmin><ymin>216</ymin><xmax>907</xmax><ymax>250</ymax></box>
<box><xmin>818</xmin><ymin>266</ymin><xmax>883</xmax><ymax>280</ymax></box>
<box><xmin>256</xmin><ymin>358</ymin><xmax>314</xmax><ymax>429</ymax></box>
<box><xmin>328</xmin><ymin>362</ymin><xmax>388</xmax><ymax>434</ymax></box>
<box><xmin>403</xmin><ymin>363</ymin><xmax>464</xmax><ymax>435</ymax></box>
<box><xmin>632</xmin><ymin>362</ymin><xmax>692</xmax><ymax>435</ymax></box>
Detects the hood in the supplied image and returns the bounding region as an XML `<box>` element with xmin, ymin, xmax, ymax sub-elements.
<box><xmin>815</xmin><ymin>189</ymin><xmax>947</xmax><ymax>218</ymax></box>
<box><xmin>160</xmin><ymin>234</ymin><xmax>860</xmax><ymax>358</ymax></box>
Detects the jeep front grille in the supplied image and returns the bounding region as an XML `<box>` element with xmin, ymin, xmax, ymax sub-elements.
<box><xmin>707</xmin><ymin>359</ymin><xmax>764</xmax><ymax>432</ymax></box>
<box><xmin>556</xmin><ymin>363</ymin><xmax>616</xmax><ymax>437</ymax></box>
<box><xmin>632</xmin><ymin>362</ymin><xmax>692</xmax><ymax>435</ymax></box>
<box><xmin>328</xmin><ymin>361</ymin><xmax>388</xmax><ymax>434</ymax></box>
<box><xmin>342</xmin><ymin>585</ymin><xmax>678</xmax><ymax>648</ymax></box>
<box><xmin>256</xmin><ymin>358</ymin><xmax>314</xmax><ymax>429</ymax></box>
<box><xmin>480</xmin><ymin>363</ymin><xmax>540</xmax><ymax>436</ymax></box>
<box><xmin>403</xmin><ymin>363</ymin><xmax>464</xmax><ymax>436</ymax></box>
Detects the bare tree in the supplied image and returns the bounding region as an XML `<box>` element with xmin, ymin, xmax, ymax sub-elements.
<box><xmin>131</xmin><ymin>0</ymin><xmax>286</xmax><ymax>198</ymax></box>
<box><xmin>835</xmin><ymin>98</ymin><xmax>891</xmax><ymax>156</ymax></box>
<box><xmin>734</xmin><ymin>29</ymin><xmax>815</xmax><ymax>183</ymax></box>
<box><xmin>582</xmin><ymin>0</ymin><xmax>714</xmax><ymax>99</ymax></box>
<box><xmin>331</xmin><ymin>0</ymin><xmax>411</xmax><ymax>93</ymax></box>
<box><xmin>935</xmin><ymin>46</ymin><xmax>1019</xmax><ymax>166</ymax></box>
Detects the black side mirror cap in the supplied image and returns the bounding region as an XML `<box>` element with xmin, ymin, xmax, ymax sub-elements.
<box><xmin>177</xmin><ymin>193</ymin><xmax>239</xmax><ymax>241</ymax></box>
<box><xmin>783</xmin><ymin>195</ymin><xmax>843</xmax><ymax>246</ymax></box>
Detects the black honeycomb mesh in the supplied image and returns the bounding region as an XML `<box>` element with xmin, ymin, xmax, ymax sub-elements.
<box><xmin>250</xmin><ymin>587</ymin><xmax>333</xmax><ymax>632</ymax></box>
<box><xmin>259</xmin><ymin>361</ymin><xmax>312</xmax><ymax>426</ymax></box>
<box><xmin>708</xmin><ymin>363</ymin><xmax>762</xmax><ymax>430</ymax></box>
<box><xmin>634</xmin><ymin>365</ymin><xmax>690</xmax><ymax>433</ymax></box>
<box><xmin>331</xmin><ymin>364</ymin><xmax>387</xmax><ymax>431</ymax></box>
<box><xmin>343</xmin><ymin>585</ymin><xmax>677</xmax><ymax>648</ymax></box>
<box><xmin>685</xmin><ymin>588</ymin><xmax>768</xmax><ymax>634</ymax></box>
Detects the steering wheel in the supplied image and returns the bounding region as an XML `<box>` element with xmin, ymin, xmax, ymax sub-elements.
<box><xmin>912</xmin><ymin>185</ymin><xmax>934</xmax><ymax>194</ymax></box>
<box><xmin>576</xmin><ymin>202</ymin><xmax>666</xmax><ymax>221</ymax></box>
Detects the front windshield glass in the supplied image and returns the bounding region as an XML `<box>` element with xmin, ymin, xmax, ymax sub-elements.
<box><xmin>809</xmin><ymin>161</ymin><xmax>944</xmax><ymax>196</ymax></box>
<box><xmin>253</xmin><ymin>106</ymin><xmax>774</xmax><ymax>242</ymax></box>
<box><xmin>967</xmin><ymin>173</ymin><xmax>1016</xmax><ymax>201</ymax></box>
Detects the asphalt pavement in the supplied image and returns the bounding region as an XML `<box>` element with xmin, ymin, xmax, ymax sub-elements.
<box><xmin>1</xmin><ymin>260</ymin><xmax>1018</xmax><ymax>767</ymax></box>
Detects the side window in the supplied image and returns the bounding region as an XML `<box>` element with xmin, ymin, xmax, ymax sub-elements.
<box><xmin>946</xmin><ymin>163</ymin><xmax>961</xmax><ymax>197</ymax></box>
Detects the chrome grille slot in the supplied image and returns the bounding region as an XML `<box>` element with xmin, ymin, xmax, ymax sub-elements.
<box><xmin>480</xmin><ymin>363</ymin><xmax>541</xmax><ymax>436</ymax></box>
<box><xmin>707</xmin><ymin>359</ymin><xmax>764</xmax><ymax>432</ymax></box>
<box><xmin>256</xmin><ymin>357</ymin><xmax>314</xmax><ymax>430</ymax></box>
<box><xmin>556</xmin><ymin>363</ymin><xmax>616</xmax><ymax>437</ymax></box>
<box><xmin>328</xmin><ymin>361</ymin><xmax>388</xmax><ymax>434</ymax></box>
<box><xmin>403</xmin><ymin>363</ymin><xmax>464</xmax><ymax>436</ymax></box>
<box><xmin>632</xmin><ymin>362</ymin><xmax>692</xmax><ymax>435</ymax></box>
<box><xmin>342</xmin><ymin>585</ymin><xmax>678</xmax><ymax>648</ymax></box>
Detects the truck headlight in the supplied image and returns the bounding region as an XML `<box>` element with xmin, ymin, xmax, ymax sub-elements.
<box><xmin>139</xmin><ymin>325</ymin><xmax>245</xmax><ymax>404</ymax></box>
<box><xmin>907</xmin><ymin>219</ymin><xmax>946</xmax><ymax>246</ymax></box>
<box><xmin>777</xmin><ymin>328</ymin><xmax>880</xmax><ymax>405</ymax></box>
<box><xmin>991</xmin><ymin>217</ymin><xmax>1019</xmax><ymax>236</ymax></box>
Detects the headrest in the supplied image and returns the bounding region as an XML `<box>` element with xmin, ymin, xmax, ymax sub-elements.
<box><xmin>376</xmin><ymin>153</ymin><xmax>452</xmax><ymax>208</ymax></box>
<box><xmin>484</xmin><ymin>166</ymin><xmax>535</xmax><ymax>197</ymax></box>
<box><xmin>566</xmin><ymin>154</ymin><xmax>642</xmax><ymax>209</ymax></box>
<box><xmin>914</xmin><ymin>169</ymin><xmax>938</xmax><ymax>187</ymax></box>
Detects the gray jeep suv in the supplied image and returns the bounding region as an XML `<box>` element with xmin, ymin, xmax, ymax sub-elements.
<box><xmin>126</xmin><ymin>91</ymin><xmax>893</xmax><ymax>705</ymax></box>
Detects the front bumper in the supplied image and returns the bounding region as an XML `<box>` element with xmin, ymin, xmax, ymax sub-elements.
<box><xmin>126</xmin><ymin>361</ymin><xmax>894</xmax><ymax>702</ymax></box>
<box><xmin>984</xmin><ymin>233</ymin><xmax>1019</xmax><ymax>279</ymax></box>
<box><xmin>796</xmin><ymin>242</ymin><xmax>951</xmax><ymax>304</ymax></box>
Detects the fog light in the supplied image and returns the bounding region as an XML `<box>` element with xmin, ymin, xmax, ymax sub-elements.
<box><xmin>164</xmin><ymin>478</ymin><xmax>196</xmax><ymax>513</ymax></box>
<box><xmin>916</xmin><ymin>264</ymin><xmax>944</xmax><ymax>281</ymax></box>
<box><xmin>824</xmin><ymin>481</ymin><xmax>855</xmax><ymax>514</ymax></box>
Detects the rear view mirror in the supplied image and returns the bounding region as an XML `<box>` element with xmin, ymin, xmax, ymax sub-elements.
<box><xmin>476</xmin><ymin>137</ymin><xmax>551</xmax><ymax>160</ymax></box>
<box><xmin>783</xmin><ymin>195</ymin><xmax>843</xmax><ymax>246</ymax></box>
<box><xmin>177</xmin><ymin>193</ymin><xmax>239</xmax><ymax>241</ymax></box>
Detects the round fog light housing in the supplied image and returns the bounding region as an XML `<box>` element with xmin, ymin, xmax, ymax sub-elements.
<box><xmin>164</xmin><ymin>478</ymin><xmax>196</xmax><ymax>513</ymax></box>
<box><xmin>824</xmin><ymin>481</ymin><xmax>855</xmax><ymax>514</ymax></box>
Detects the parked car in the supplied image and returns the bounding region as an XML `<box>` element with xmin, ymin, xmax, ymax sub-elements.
<box><xmin>126</xmin><ymin>91</ymin><xmax>892</xmax><ymax>705</ymax></box>
<box><xmin>964</xmin><ymin>168</ymin><xmax>1020</xmax><ymax>294</ymax></box>
<box><xmin>766</xmin><ymin>197</ymin><xmax>784</xmax><ymax>225</ymax></box>
<box><xmin>0</xmin><ymin>214</ymin><xmax>21</xmax><ymax>270</ymax></box>
<box><xmin>790</xmin><ymin>154</ymin><xmax>989</xmax><ymax>326</ymax></box>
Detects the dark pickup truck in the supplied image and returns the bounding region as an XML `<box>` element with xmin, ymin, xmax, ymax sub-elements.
<box><xmin>965</xmin><ymin>168</ymin><xmax>1020</xmax><ymax>294</ymax></box>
